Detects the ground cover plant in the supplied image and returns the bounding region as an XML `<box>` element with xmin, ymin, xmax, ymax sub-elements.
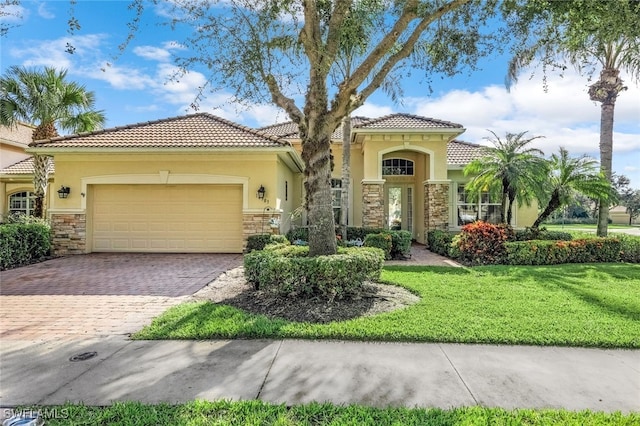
<box><xmin>17</xmin><ymin>401</ymin><xmax>639</xmax><ymax>426</ymax></box>
<box><xmin>135</xmin><ymin>264</ymin><xmax>640</xmax><ymax>348</ymax></box>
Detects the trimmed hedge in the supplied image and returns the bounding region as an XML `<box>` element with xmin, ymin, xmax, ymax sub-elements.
<box><xmin>364</xmin><ymin>233</ymin><xmax>393</xmax><ymax>259</ymax></box>
<box><xmin>514</xmin><ymin>228</ymin><xmax>573</xmax><ymax>242</ymax></box>
<box><xmin>504</xmin><ymin>238</ymin><xmax>622</xmax><ymax>265</ymax></box>
<box><xmin>0</xmin><ymin>223</ymin><xmax>51</xmax><ymax>270</ymax></box>
<box><xmin>426</xmin><ymin>230</ymin><xmax>455</xmax><ymax>257</ymax></box>
<box><xmin>389</xmin><ymin>230</ymin><xmax>412</xmax><ymax>259</ymax></box>
<box><xmin>244</xmin><ymin>245</ymin><xmax>385</xmax><ymax>300</ymax></box>
<box><xmin>619</xmin><ymin>235</ymin><xmax>640</xmax><ymax>263</ymax></box>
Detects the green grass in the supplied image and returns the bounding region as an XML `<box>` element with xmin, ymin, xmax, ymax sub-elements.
<box><xmin>21</xmin><ymin>401</ymin><xmax>640</xmax><ymax>425</ymax></box>
<box><xmin>135</xmin><ymin>264</ymin><xmax>640</xmax><ymax>348</ymax></box>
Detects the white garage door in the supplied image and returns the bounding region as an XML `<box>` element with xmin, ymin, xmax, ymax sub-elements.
<box><xmin>92</xmin><ymin>184</ymin><xmax>243</xmax><ymax>253</ymax></box>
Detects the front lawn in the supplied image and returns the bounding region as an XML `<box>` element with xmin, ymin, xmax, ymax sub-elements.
<box><xmin>24</xmin><ymin>401</ymin><xmax>640</xmax><ymax>425</ymax></box>
<box><xmin>135</xmin><ymin>263</ymin><xmax>640</xmax><ymax>348</ymax></box>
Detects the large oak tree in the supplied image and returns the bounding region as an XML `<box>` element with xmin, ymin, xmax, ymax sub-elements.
<box><xmin>155</xmin><ymin>0</ymin><xmax>506</xmax><ymax>255</ymax></box>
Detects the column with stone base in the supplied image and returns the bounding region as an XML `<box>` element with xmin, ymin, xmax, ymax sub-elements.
<box><xmin>362</xmin><ymin>180</ymin><xmax>385</xmax><ymax>229</ymax></box>
<box><xmin>424</xmin><ymin>180</ymin><xmax>450</xmax><ymax>235</ymax></box>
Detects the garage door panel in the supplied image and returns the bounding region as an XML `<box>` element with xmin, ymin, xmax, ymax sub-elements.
<box><xmin>92</xmin><ymin>184</ymin><xmax>243</xmax><ymax>253</ymax></box>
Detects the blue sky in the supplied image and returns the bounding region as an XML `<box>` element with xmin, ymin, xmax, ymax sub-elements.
<box><xmin>2</xmin><ymin>1</ymin><xmax>639</xmax><ymax>187</ymax></box>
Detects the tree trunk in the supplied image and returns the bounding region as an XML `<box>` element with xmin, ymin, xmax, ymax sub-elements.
<box><xmin>31</xmin><ymin>122</ymin><xmax>58</xmax><ymax>218</ymax></box>
<box><xmin>303</xmin><ymin>131</ymin><xmax>338</xmax><ymax>256</ymax></box>
<box><xmin>589</xmin><ymin>68</ymin><xmax>624</xmax><ymax>237</ymax></box>
<box><xmin>339</xmin><ymin>116</ymin><xmax>351</xmax><ymax>241</ymax></box>
<box><xmin>533</xmin><ymin>190</ymin><xmax>561</xmax><ymax>229</ymax></box>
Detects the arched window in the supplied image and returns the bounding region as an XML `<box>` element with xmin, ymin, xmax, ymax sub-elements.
<box><xmin>8</xmin><ymin>191</ymin><xmax>36</xmax><ymax>216</ymax></box>
<box><xmin>382</xmin><ymin>158</ymin><xmax>414</xmax><ymax>176</ymax></box>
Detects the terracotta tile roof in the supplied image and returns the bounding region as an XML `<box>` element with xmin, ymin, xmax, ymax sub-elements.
<box><xmin>0</xmin><ymin>156</ymin><xmax>55</xmax><ymax>175</ymax></box>
<box><xmin>356</xmin><ymin>113</ymin><xmax>463</xmax><ymax>129</ymax></box>
<box><xmin>259</xmin><ymin>121</ymin><xmax>301</xmax><ymax>138</ymax></box>
<box><xmin>259</xmin><ymin>114</ymin><xmax>462</xmax><ymax>140</ymax></box>
<box><xmin>31</xmin><ymin>113</ymin><xmax>290</xmax><ymax>149</ymax></box>
<box><xmin>447</xmin><ymin>140</ymin><xmax>482</xmax><ymax>165</ymax></box>
<box><xmin>259</xmin><ymin>116</ymin><xmax>372</xmax><ymax>140</ymax></box>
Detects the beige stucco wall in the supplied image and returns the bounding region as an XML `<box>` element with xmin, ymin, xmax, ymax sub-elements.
<box><xmin>47</xmin><ymin>152</ymin><xmax>294</xmax><ymax>213</ymax></box>
<box><xmin>0</xmin><ymin>144</ymin><xmax>31</xmax><ymax>169</ymax></box>
<box><xmin>358</xmin><ymin>133</ymin><xmax>450</xmax><ymax>181</ymax></box>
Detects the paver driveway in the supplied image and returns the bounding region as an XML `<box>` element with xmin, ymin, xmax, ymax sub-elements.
<box><xmin>0</xmin><ymin>253</ymin><xmax>242</xmax><ymax>341</ymax></box>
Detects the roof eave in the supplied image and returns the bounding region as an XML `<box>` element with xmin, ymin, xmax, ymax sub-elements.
<box><xmin>27</xmin><ymin>146</ymin><xmax>294</xmax><ymax>154</ymax></box>
<box><xmin>352</xmin><ymin>127</ymin><xmax>465</xmax><ymax>135</ymax></box>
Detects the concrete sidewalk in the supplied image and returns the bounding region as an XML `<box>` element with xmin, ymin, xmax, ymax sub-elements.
<box><xmin>1</xmin><ymin>338</ymin><xmax>638</xmax><ymax>414</ymax></box>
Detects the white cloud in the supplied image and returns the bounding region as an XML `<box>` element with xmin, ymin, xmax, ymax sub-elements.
<box><xmin>406</xmin><ymin>68</ymin><xmax>640</xmax><ymax>187</ymax></box>
<box><xmin>83</xmin><ymin>62</ymin><xmax>156</xmax><ymax>90</ymax></box>
<box><xmin>37</xmin><ymin>2</ymin><xmax>54</xmax><ymax>19</ymax></box>
<box><xmin>133</xmin><ymin>45</ymin><xmax>172</xmax><ymax>62</ymax></box>
<box><xmin>8</xmin><ymin>34</ymin><xmax>106</xmax><ymax>69</ymax></box>
<box><xmin>354</xmin><ymin>102</ymin><xmax>394</xmax><ymax>118</ymax></box>
<box><xmin>0</xmin><ymin>3</ymin><xmax>27</xmax><ymax>23</ymax></box>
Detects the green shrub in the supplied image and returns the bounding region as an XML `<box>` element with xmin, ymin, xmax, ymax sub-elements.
<box><xmin>285</xmin><ymin>227</ymin><xmax>308</xmax><ymax>243</ymax></box>
<box><xmin>514</xmin><ymin>227</ymin><xmax>573</xmax><ymax>242</ymax></box>
<box><xmin>619</xmin><ymin>235</ymin><xmax>640</xmax><ymax>263</ymax></box>
<box><xmin>346</xmin><ymin>227</ymin><xmax>384</xmax><ymax>241</ymax></box>
<box><xmin>426</xmin><ymin>230</ymin><xmax>455</xmax><ymax>257</ymax></box>
<box><xmin>389</xmin><ymin>230</ymin><xmax>412</xmax><ymax>259</ymax></box>
<box><xmin>0</xmin><ymin>223</ymin><xmax>51</xmax><ymax>270</ymax></box>
<box><xmin>505</xmin><ymin>238</ymin><xmax>622</xmax><ymax>265</ymax></box>
<box><xmin>364</xmin><ymin>233</ymin><xmax>393</xmax><ymax>260</ymax></box>
<box><xmin>268</xmin><ymin>234</ymin><xmax>289</xmax><ymax>245</ymax></box>
<box><xmin>246</xmin><ymin>234</ymin><xmax>273</xmax><ymax>252</ymax></box>
<box><xmin>244</xmin><ymin>246</ymin><xmax>385</xmax><ymax>299</ymax></box>
<box><xmin>453</xmin><ymin>221</ymin><xmax>515</xmax><ymax>265</ymax></box>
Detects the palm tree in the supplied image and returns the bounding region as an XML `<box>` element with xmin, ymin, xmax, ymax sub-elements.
<box><xmin>533</xmin><ymin>147</ymin><xmax>612</xmax><ymax>228</ymax></box>
<box><xmin>463</xmin><ymin>130</ymin><xmax>548</xmax><ymax>225</ymax></box>
<box><xmin>505</xmin><ymin>0</ymin><xmax>640</xmax><ymax>236</ymax></box>
<box><xmin>0</xmin><ymin>66</ymin><xmax>106</xmax><ymax>217</ymax></box>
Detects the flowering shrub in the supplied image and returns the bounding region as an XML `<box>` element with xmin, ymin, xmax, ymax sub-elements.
<box><xmin>453</xmin><ymin>221</ymin><xmax>515</xmax><ymax>265</ymax></box>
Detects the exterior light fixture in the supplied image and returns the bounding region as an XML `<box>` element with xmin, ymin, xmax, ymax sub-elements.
<box><xmin>57</xmin><ymin>186</ymin><xmax>71</xmax><ymax>199</ymax></box>
<box><xmin>257</xmin><ymin>185</ymin><xmax>266</xmax><ymax>201</ymax></box>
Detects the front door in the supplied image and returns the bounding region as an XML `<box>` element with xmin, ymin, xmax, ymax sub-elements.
<box><xmin>385</xmin><ymin>184</ymin><xmax>414</xmax><ymax>235</ymax></box>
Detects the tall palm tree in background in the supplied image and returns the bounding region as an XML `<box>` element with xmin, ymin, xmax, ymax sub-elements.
<box><xmin>505</xmin><ymin>0</ymin><xmax>640</xmax><ymax>236</ymax></box>
<box><xmin>0</xmin><ymin>66</ymin><xmax>106</xmax><ymax>218</ymax></box>
<box><xmin>463</xmin><ymin>130</ymin><xmax>547</xmax><ymax>225</ymax></box>
<box><xmin>532</xmin><ymin>147</ymin><xmax>613</xmax><ymax>229</ymax></box>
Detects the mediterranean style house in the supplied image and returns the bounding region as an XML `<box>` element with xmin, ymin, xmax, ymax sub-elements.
<box><xmin>2</xmin><ymin>112</ymin><xmax>538</xmax><ymax>255</ymax></box>
<box><xmin>0</xmin><ymin>122</ymin><xmax>55</xmax><ymax>220</ymax></box>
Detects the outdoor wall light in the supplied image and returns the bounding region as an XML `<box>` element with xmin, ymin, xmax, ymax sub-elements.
<box><xmin>57</xmin><ymin>186</ymin><xmax>71</xmax><ymax>199</ymax></box>
<box><xmin>257</xmin><ymin>185</ymin><xmax>266</xmax><ymax>201</ymax></box>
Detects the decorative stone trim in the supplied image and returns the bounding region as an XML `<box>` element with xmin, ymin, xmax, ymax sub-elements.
<box><xmin>362</xmin><ymin>182</ymin><xmax>384</xmax><ymax>228</ymax></box>
<box><xmin>51</xmin><ymin>213</ymin><xmax>86</xmax><ymax>255</ymax></box>
<box><xmin>242</xmin><ymin>213</ymin><xmax>281</xmax><ymax>249</ymax></box>
<box><xmin>424</xmin><ymin>182</ymin><xmax>450</xmax><ymax>232</ymax></box>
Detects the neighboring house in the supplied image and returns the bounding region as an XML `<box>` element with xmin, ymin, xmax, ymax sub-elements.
<box><xmin>0</xmin><ymin>123</ymin><xmax>54</xmax><ymax>221</ymax></box>
<box><xmin>610</xmin><ymin>205</ymin><xmax>639</xmax><ymax>225</ymax></box>
<box><xmin>26</xmin><ymin>112</ymin><xmax>537</xmax><ymax>256</ymax></box>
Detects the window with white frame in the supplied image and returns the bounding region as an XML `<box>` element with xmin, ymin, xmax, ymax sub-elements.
<box><xmin>8</xmin><ymin>191</ymin><xmax>36</xmax><ymax>216</ymax></box>
<box><xmin>456</xmin><ymin>184</ymin><xmax>502</xmax><ymax>226</ymax></box>
<box><xmin>382</xmin><ymin>158</ymin><xmax>414</xmax><ymax>176</ymax></box>
<box><xmin>331</xmin><ymin>178</ymin><xmax>343</xmax><ymax>224</ymax></box>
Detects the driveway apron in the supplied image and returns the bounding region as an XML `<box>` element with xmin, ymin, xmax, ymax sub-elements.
<box><xmin>0</xmin><ymin>253</ymin><xmax>242</xmax><ymax>341</ymax></box>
